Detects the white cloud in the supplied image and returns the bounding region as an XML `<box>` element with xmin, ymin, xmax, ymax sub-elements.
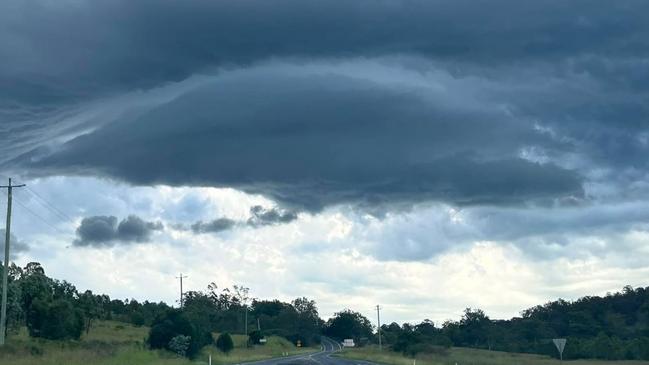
<box><xmin>5</xmin><ymin>176</ymin><xmax>649</xmax><ymax>325</ymax></box>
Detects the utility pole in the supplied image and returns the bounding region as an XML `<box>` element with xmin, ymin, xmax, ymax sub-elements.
<box><xmin>376</xmin><ymin>305</ymin><xmax>382</xmax><ymax>351</ymax></box>
<box><xmin>176</xmin><ymin>273</ymin><xmax>188</xmax><ymax>308</ymax></box>
<box><xmin>0</xmin><ymin>178</ymin><xmax>25</xmax><ymax>346</ymax></box>
<box><xmin>245</xmin><ymin>305</ymin><xmax>248</xmax><ymax>337</ymax></box>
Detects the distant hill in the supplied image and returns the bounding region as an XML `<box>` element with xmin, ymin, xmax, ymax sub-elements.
<box><xmin>381</xmin><ymin>285</ymin><xmax>649</xmax><ymax>360</ymax></box>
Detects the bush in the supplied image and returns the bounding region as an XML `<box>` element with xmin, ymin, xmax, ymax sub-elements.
<box><xmin>248</xmin><ymin>330</ymin><xmax>264</xmax><ymax>345</ymax></box>
<box><xmin>26</xmin><ymin>299</ymin><xmax>84</xmax><ymax>340</ymax></box>
<box><xmin>148</xmin><ymin>311</ymin><xmax>193</xmax><ymax>351</ymax></box>
<box><xmin>130</xmin><ymin>311</ymin><xmax>145</xmax><ymax>327</ymax></box>
<box><xmin>169</xmin><ymin>335</ymin><xmax>192</xmax><ymax>357</ymax></box>
<box><xmin>147</xmin><ymin>310</ymin><xmax>213</xmax><ymax>358</ymax></box>
<box><xmin>216</xmin><ymin>333</ymin><xmax>234</xmax><ymax>354</ymax></box>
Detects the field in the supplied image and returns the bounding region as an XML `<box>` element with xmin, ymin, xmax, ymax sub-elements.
<box><xmin>337</xmin><ymin>346</ymin><xmax>649</xmax><ymax>365</ymax></box>
<box><xmin>0</xmin><ymin>321</ymin><xmax>316</xmax><ymax>365</ymax></box>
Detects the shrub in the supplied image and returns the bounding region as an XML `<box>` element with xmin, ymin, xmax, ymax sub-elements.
<box><xmin>147</xmin><ymin>309</ymin><xmax>212</xmax><ymax>358</ymax></box>
<box><xmin>248</xmin><ymin>330</ymin><xmax>264</xmax><ymax>345</ymax></box>
<box><xmin>169</xmin><ymin>335</ymin><xmax>192</xmax><ymax>357</ymax></box>
<box><xmin>130</xmin><ymin>312</ymin><xmax>145</xmax><ymax>327</ymax></box>
<box><xmin>148</xmin><ymin>310</ymin><xmax>193</xmax><ymax>353</ymax></box>
<box><xmin>216</xmin><ymin>333</ymin><xmax>234</xmax><ymax>354</ymax></box>
<box><xmin>26</xmin><ymin>299</ymin><xmax>84</xmax><ymax>340</ymax></box>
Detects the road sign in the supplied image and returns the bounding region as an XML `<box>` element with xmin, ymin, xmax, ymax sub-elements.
<box><xmin>297</xmin><ymin>340</ymin><xmax>302</xmax><ymax>347</ymax></box>
<box><xmin>553</xmin><ymin>338</ymin><xmax>567</xmax><ymax>361</ymax></box>
<box><xmin>259</xmin><ymin>338</ymin><xmax>267</xmax><ymax>343</ymax></box>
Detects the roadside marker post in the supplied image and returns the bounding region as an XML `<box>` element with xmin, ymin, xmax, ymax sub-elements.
<box><xmin>552</xmin><ymin>338</ymin><xmax>567</xmax><ymax>363</ymax></box>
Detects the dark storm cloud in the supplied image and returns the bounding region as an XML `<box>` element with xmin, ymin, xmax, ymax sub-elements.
<box><xmin>2</xmin><ymin>0</ymin><xmax>648</xmax><ymax>105</ymax></box>
<box><xmin>191</xmin><ymin>218</ymin><xmax>237</xmax><ymax>234</ymax></box>
<box><xmin>74</xmin><ymin>215</ymin><xmax>163</xmax><ymax>247</ymax></box>
<box><xmin>248</xmin><ymin>206</ymin><xmax>298</xmax><ymax>227</ymax></box>
<box><xmin>14</xmin><ymin>67</ymin><xmax>583</xmax><ymax>211</ymax></box>
<box><xmin>1</xmin><ymin>230</ymin><xmax>29</xmax><ymax>260</ymax></box>
<box><xmin>188</xmin><ymin>206</ymin><xmax>297</xmax><ymax>234</ymax></box>
<box><xmin>3</xmin><ymin>0</ymin><xmax>649</xmax><ymax>211</ymax></box>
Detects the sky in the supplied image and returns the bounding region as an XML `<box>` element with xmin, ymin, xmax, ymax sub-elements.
<box><xmin>2</xmin><ymin>0</ymin><xmax>649</xmax><ymax>325</ymax></box>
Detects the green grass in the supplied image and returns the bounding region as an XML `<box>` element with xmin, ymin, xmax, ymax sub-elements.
<box><xmin>202</xmin><ymin>333</ymin><xmax>319</xmax><ymax>365</ymax></box>
<box><xmin>0</xmin><ymin>321</ymin><xmax>315</xmax><ymax>365</ymax></box>
<box><xmin>337</xmin><ymin>345</ymin><xmax>649</xmax><ymax>365</ymax></box>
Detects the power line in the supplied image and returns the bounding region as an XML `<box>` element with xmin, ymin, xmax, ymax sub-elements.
<box><xmin>10</xmin><ymin>193</ymin><xmax>67</xmax><ymax>235</ymax></box>
<box><xmin>22</xmin><ymin>186</ymin><xmax>76</xmax><ymax>225</ymax></box>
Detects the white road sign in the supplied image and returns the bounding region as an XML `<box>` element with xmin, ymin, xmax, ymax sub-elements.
<box><xmin>553</xmin><ymin>338</ymin><xmax>567</xmax><ymax>360</ymax></box>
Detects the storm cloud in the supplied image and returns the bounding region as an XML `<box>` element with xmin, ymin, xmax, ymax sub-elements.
<box><xmin>10</xmin><ymin>63</ymin><xmax>583</xmax><ymax>211</ymax></box>
<box><xmin>191</xmin><ymin>218</ymin><xmax>237</xmax><ymax>234</ymax></box>
<box><xmin>248</xmin><ymin>206</ymin><xmax>298</xmax><ymax>227</ymax></box>
<box><xmin>2</xmin><ymin>0</ymin><xmax>648</xmax><ymax>105</ymax></box>
<box><xmin>189</xmin><ymin>206</ymin><xmax>297</xmax><ymax>234</ymax></box>
<box><xmin>2</xmin><ymin>0</ymin><xmax>649</xmax><ymax>212</ymax></box>
<box><xmin>74</xmin><ymin>215</ymin><xmax>163</xmax><ymax>247</ymax></box>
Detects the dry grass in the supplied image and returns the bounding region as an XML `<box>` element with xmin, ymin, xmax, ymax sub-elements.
<box><xmin>0</xmin><ymin>321</ymin><xmax>191</xmax><ymax>365</ymax></box>
<box><xmin>338</xmin><ymin>346</ymin><xmax>649</xmax><ymax>365</ymax></box>
<box><xmin>0</xmin><ymin>321</ymin><xmax>316</xmax><ymax>365</ymax></box>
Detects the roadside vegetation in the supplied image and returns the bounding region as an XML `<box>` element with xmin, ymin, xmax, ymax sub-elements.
<box><xmin>0</xmin><ymin>321</ymin><xmax>315</xmax><ymax>365</ymax></box>
<box><xmin>202</xmin><ymin>333</ymin><xmax>317</xmax><ymax>365</ymax></box>
<box><xmin>0</xmin><ymin>321</ymin><xmax>191</xmax><ymax>365</ymax></box>
<box><xmin>338</xmin><ymin>346</ymin><xmax>649</xmax><ymax>365</ymax></box>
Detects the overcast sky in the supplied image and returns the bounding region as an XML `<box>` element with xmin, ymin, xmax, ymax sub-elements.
<box><xmin>2</xmin><ymin>0</ymin><xmax>649</xmax><ymax>324</ymax></box>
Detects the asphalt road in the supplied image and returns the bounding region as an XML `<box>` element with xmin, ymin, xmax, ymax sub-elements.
<box><xmin>240</xmin><ymin>337</ymin><xmax>376</xmax><ymax>365</ymax></box>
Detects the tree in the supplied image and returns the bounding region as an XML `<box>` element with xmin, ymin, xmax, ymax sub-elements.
<box><xmin>248</xmin><ymin>329</ymin><xmax>263</xmax><ymax>345</ymax></box>
<box><xmin>78</xmin><ymin>290</ymin><xmax>101</xmax><ymax>333</ymax></box>
<box><xmin>27</xmin><ymin>299</ymin><xmax>84</xmax><ymax>340</ymax></box>
<box><xmin>0</xmin><ymin>263</ymin><xmax>24</xmax><ymax>332</ymax></box>
<box><xmin>148</xmin><ymin>310</ymin><xmax>193</xmax><ymax>352</ymax></box>
<box><xmin>458</xmin><ymin>308</ymin><xmax>491</xmax><ymax>348</ymax></box>
<box><xmin>216</xmin><ymin>332</ymin><xmax>234</xmax><ymax>354</ymax></box>
<box><xmin>325</xmin><ymin>310</ymin><xmax>374</xmax><ymax>343</ymax></box>
<box><xmin>148</xmin><ymin>309</ymin><xmax>212</xmax><ymax>358</ymax></box>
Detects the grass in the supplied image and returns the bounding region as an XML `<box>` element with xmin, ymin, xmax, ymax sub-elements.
<box><xmin>337</xmin><ymin>345</ymin><xmax>649</xmax><ymax>365</ymax></box>
<box><xmin>0</xmin><ymin>321</ymin><xmax>315</xmax><ymax>365</ymax></box>
<box><xmin>201</xmin><ymin>334</ymin><xmax>319</xmax><ymax>365</ymax></box>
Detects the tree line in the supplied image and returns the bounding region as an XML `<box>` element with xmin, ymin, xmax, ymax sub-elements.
<box><xmin>2</xmin><ymin>262</ymin><xmax>648</xmax><ymax>360</ymax></box>
<box><xmin>380</xmin><ymin>286</ymin><xmax>649</xmax><ymax>360</ymax></box>
<box><xmin>0</xmin><ymin>262</ymin><xmax>340</xmax><ymax>358</ymax></box>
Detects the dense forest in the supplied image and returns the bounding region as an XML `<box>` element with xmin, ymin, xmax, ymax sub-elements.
<box><xmin>2</xmin><ymin>261</ymin><xmax>648</xmax><ymax>360</ymax></box>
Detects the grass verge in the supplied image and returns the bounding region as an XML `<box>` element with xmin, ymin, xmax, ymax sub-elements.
<box><xmin>337</xmin><ymin>345</ymin><xmax>649</xmax><ymax>365</ymax></box>
<box><xmin>202</xmin><ymin>333</ymin><xmax>319</xmax><ymax>365</ymax></box>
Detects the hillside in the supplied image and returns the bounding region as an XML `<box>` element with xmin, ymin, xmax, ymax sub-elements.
<box><xmin>0</xmin><ymin>320</ymin><xmax>313</xmax><ymax>365</ymax></box>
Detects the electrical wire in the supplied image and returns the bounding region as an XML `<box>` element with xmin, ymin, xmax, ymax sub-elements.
<box><xmin>23</xmin><ymin>186</ymin><xmax>76</xmax><ymax>225</ymax></box>
<box><xmin>8</xmin><ymin>191</ymin><xmax>68</xmax><ymax>235</ymax></box>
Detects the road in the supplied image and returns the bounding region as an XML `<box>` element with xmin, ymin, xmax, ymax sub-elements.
<box><xmin>239</xmin><ymin>337</ymin><xmax>376</xmax><ymax>365</ymax></box>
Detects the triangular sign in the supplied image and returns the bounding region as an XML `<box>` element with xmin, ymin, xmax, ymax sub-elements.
<box><xmin>553</xmin><ymin>338</ymin><xmax>567</xmax><ymax>354</ymax></box>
